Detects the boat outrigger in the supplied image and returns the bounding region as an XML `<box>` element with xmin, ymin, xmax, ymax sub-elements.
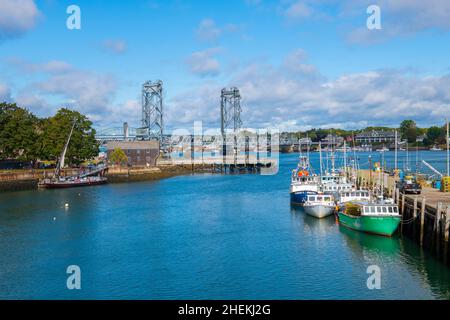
<box><xmin>38</xmin><ymin>121</ymin><xmax>108</xmax><ymax>189</ymax></box>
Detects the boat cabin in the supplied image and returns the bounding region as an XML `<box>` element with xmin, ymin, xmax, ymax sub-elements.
<box><xmin>322</xmin><ymin>183</ymin><xmax>354</xmax><ymax>193</ymax></box>
<box><xmin>339</xmin><ymin>190</ymin><xmax>370</xmax><ymax>203</ymax></box>
<box><xmin>306</xmin><ymin>194</ymin><xmax>334</xmax><ymax>203</ymax></box>
<box><xmin>346</xmin><ymin>202</ymin><xmax>399</xmax><ymax>216</ymax></box>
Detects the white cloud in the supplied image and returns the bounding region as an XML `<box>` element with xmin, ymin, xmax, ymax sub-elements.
<box><xmin>8</xmin><ymin>58</ymin><xmax>73</xmax><ymax>74</ymax></box>
<box><xmin>284</xmin><ymin>1</ymin><xmax>313</xmax><ymax>20</ymax></box>
<box><xmin>8</xmin><ymin>59</ymin><xmax>117</xmax><ymax>121</ymax></box>
<box><xmin>0</xmin><ymin>82</ymin><xmax>12</xmax><ymax>102</ymax></box>
<box><xmin>101</xmin><ymin>39</ymin><xmax>127</xmax><ymax>54</ymax></box>
<box><xmin>186</xmin><ymin>48</ymin><xmax>221</xmax><ymax>77</ymax></box>
<box><xmin>167</xmin><ymin>50</ymin><xmax>450</xmax><ymax>131</ymax></box>
<box><xmin>196</xmin><ymin>19</ymin><xmax>222</xmax><ymax>42</ymax></box>
<box><xmin>0</xmin><ymin>0</ymin><xmax>40</xmax><ymax>39</ymax></box>
<box><xmin>195</xmin><ymin>18</ymin><xmax>239</xmax><ymax>42</ymax></box>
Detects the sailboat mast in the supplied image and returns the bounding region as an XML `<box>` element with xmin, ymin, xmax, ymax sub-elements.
<box><xmin>55</xmin><ymin>120</ymin><xmax>76</xmax><ymax>177</ymax></box>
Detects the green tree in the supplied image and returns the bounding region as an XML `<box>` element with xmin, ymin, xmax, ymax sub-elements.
<box><xmin>400</xmin><ymin>120</ymin><xmax>418</xmax><ymax>143</ymax></box>
<box><xmin>0</xmin><ymin>102</ymin><xmax>39</xmax><ymax>161</ymax></box>
<box><xmin>109</xmin><ymin>148</ymin><xmax>128</xmax><ymax>166</ymax></box>
<box><xmin>38</xmin><ymin>108</ymin><xmax>99</xmax><ymax>165</ymax></box>
<box><xmin>424</xmin><ymin>126</ymin><xmax>444</xmax><ymax>146</ymax></box>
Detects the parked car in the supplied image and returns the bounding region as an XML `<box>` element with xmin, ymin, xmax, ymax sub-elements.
<box><xmin>398</xmin><ymin>180</ymin><xmax>422</xmax><ymax>195</ymax></box>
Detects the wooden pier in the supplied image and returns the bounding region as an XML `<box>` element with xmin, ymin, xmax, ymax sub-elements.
<box><xmin>157</xmin><ymin>155</ymin><xmax>277</xmax><ymax>174</ymax></box>
<box><xmin>358</xmin><ymin>170</ymin><xmax>450</xmax><ymax>265</ymax></box>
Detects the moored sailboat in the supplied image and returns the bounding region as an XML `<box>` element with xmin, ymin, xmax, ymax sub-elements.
<box><xmin>38</xmin><ymin>121</ymin><xmax>108</xmax><ymax>189</ymax></box>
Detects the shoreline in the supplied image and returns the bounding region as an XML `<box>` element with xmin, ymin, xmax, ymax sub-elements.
<box><xmin>0</xmin><ymin>165</ymin><xmax>215</xmax><ymax>192</ymax></box>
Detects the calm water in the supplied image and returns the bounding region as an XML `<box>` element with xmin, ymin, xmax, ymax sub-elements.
<box><xmin>1</xmin><ymin>152</ymin><xmax>450</xmax><ymax>300</ymax></box>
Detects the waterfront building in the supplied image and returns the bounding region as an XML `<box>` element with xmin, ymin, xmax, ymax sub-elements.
<box><xmin>355</xmin><ymin>130</ymin><xmax>396</xmax><ymax>144</ymax></box>
<box><xmin>320</xmin><ymin>134</ymin><xmax>344</xmax><ymax>146</ymax></box>
<box><xmin>106</xmin><ymin>141</ymin><xmax>160</xmax><ymax>167</ymax></box>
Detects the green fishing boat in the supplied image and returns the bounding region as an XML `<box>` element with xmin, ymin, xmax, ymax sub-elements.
<box><xmin>338</xmin><ymin>202</ymin><xmax>401</xmax><ymax>237</ymax></box>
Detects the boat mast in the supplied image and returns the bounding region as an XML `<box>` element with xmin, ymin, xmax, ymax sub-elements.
<box><xmin>343</xmin><ymin>140</ymin><xmax>347</xmax><ymax>177</ymax></box>
<box><xmin>55</xmin><ymin>120</ymin><xmax>77</xmax><ymax>178</ymax></box>
<box><xmin>447</xmin><ymin>117</ymin><xmax>449</xmax><ymax>177</ymax></box>
<box><xmin>319</xmin><ymin>141</ymin><xmax>323</xmax><ymax>175</ymax></box>
<box><xmin>394</xmin><ymin>130</ymin><xmax>398</xmax><ymax>172</ymax></box>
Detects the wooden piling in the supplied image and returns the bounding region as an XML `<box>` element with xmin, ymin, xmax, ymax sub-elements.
<box><xmin>420</xmin><ymin>197</ymin><xmax>426</xmax><ymax>247</ymax></box>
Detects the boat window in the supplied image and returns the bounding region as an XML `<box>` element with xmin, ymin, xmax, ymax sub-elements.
<box><xmin>382</xmin><ymin>207</ymin><xmax>387</xmax><ymax>213</ymax></box>
<box><xmin>364</xmin><ymin>207</ymin><xmax>370</xmax><ymax>213</ymax></box>
<box><xmin>393</xmin><ymin>207</ymin><xmax>398</xmax><ymax>213</ymax></box>
<box><xmin>377</xmin><ymin>207</ymin><xmax>382</xmax><ymax>213</ymax></box>
<box><xmin>388</xmin><ymin>207</ymin><xmax>393</xmax><ymax>213</ymax></box>
<box><xmin>317</xmin><ymin>196</ymin><xmax>323</xmax><ymax>201</ymax></box>
<box><xmin>370</xmin><ymin>207</ymin><xmax>376</xmax><ymax>213</ymax></box>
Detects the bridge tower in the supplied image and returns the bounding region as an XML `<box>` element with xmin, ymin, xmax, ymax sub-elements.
<box><xmin>220</xmin><ymin>87</ymin><xmax>242</xmax><ymax>163</ymax></box>
<box><xmin>140</xmin><ymin>80</ymin><xmax>163</xmax><ymax>144</ymax></box>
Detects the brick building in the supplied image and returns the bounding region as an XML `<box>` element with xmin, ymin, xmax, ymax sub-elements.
<box><xmin>106</xmin><ymin>141</ymin><xmax>160</xmax><ymax>167</ymax></box>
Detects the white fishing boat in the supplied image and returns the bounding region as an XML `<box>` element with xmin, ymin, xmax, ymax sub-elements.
<box><xmin>303</xmin><ymin>194</ymin><xmax>336</xmax><ymax>219</ymax></box>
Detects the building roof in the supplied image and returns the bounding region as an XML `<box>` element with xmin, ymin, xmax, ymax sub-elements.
<box><xmin>106</xmin><ymin>140</ymin><xmax>160</xmax><ymax>150</ymax></box>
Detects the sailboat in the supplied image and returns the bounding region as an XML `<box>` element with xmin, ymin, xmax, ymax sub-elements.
<box><xmin>38</xmin><ymin>121</ymin><xmax>108</xmax><ymax>189</ymax></box>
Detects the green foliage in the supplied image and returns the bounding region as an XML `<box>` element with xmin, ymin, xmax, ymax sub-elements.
<box><xmin>109</xmin><ymin>148</ymin><xmax>128</xmax><ymax>165</ymax></box>
<box><xmin>0</xmin><ymin>103</ymin><xmax>98</xmax><ymax>165</ymax></box>
<box><xmin>423</xmin><ymin>126</ymin><xmax>445</xmax><ymax>146</ymax></box>
<box><xmin>38</xmin><ymin>108</ymin><xmax>99</xmax><ymax>165</ymax></box>
<box><xmin>0</xmin><ymin>102</ymin><xmax>39</xmax><ymax>161</ymax></box>
<box><xmin>400</xmin><ymin>120</ymin><xmax>418</xmax><ymax>143</ymax></box>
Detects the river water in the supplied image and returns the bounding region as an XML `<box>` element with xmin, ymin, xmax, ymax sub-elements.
<box><xmin>0</xmin><ymin>152</ymin><xmax>449</xmax><ymax>299</ymax></box>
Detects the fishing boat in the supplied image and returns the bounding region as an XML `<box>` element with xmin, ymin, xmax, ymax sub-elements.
<box><xmin>303</xmin><ymin>194</ymin><xmax>336</xmax><ymax>219</ymax></box>
<box><xmin>38</xmin><ymin>121</ymin><xmax>108</xmax><ymax>189</ymax></box>
<box><xmin>337</xmin><ymin>190</ymin><xmax>371</xmax><ymax>205</ymax></box>
<box><xmin>338</xmin><ymin>202</ymin><xmax>401</xmax><ymax>237</ymax></box>
<box><xmin>290</xmin><ymin>155</ymin><xmax>319</xmax><ymax>205</ymax></box>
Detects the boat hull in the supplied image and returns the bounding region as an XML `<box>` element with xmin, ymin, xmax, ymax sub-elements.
<box><xmin>290</xmin><ymin>191</ymin><xmax>317</xmax><ymax>205</ymax></box>
<box><xmin>338</xmin><ymin>212</ymin><xmax>401</xmax><ymax>237</ymax></box>
<box><xmin>303</xmin><ymin>205</ymin><xmax>335</xmax><ymax>219</ymax></box>
<box><xmin>39</xmin><ymin>179</ymin><xmax>107</xmax><ymax>189</ymax></box>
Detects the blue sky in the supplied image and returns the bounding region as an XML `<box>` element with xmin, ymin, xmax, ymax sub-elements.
<box><xmin>1</xmin><ymin>0</ymin><xmax>450</xmax><ymax>132</ymax></box>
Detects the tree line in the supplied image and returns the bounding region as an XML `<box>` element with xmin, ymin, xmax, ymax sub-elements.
<box><xmin>284</xmin><ymin>120</ymin><xmax>448</xmax><ymax>146</ymax></box>
<box><xmin>0</xmin><ymin>102</ymin><xmax>99</xmax><ymax>165</ymax></box>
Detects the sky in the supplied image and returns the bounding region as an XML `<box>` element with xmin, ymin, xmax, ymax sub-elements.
<box><xmin>1</xmin><ymin>0</ymin><xmax>450</xmax><ymax>133</ymax></box>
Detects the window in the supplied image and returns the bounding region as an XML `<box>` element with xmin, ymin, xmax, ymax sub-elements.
<box><xmin>377</xmin><ymin>207</ymin><xmax>382</xmax><ymax>213</ymax></box>
<box><xmin>370</xmin><ymin>207</ymin><xmax>376</xmax><ymax>213</ymax></box>
<box><xmin>382</xmin><ymin>207</ymin><xmax>387</xmax><ymax>213</ymax></box>
<box><xmin>388</xmin><ymin>207</ymin><xmax>393</xmax><ymax>213</ymax></box>
<box><xmin>393</xmin><ymin>207</ymin><xmax>399</xmax><ymax>213</ymax></box>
